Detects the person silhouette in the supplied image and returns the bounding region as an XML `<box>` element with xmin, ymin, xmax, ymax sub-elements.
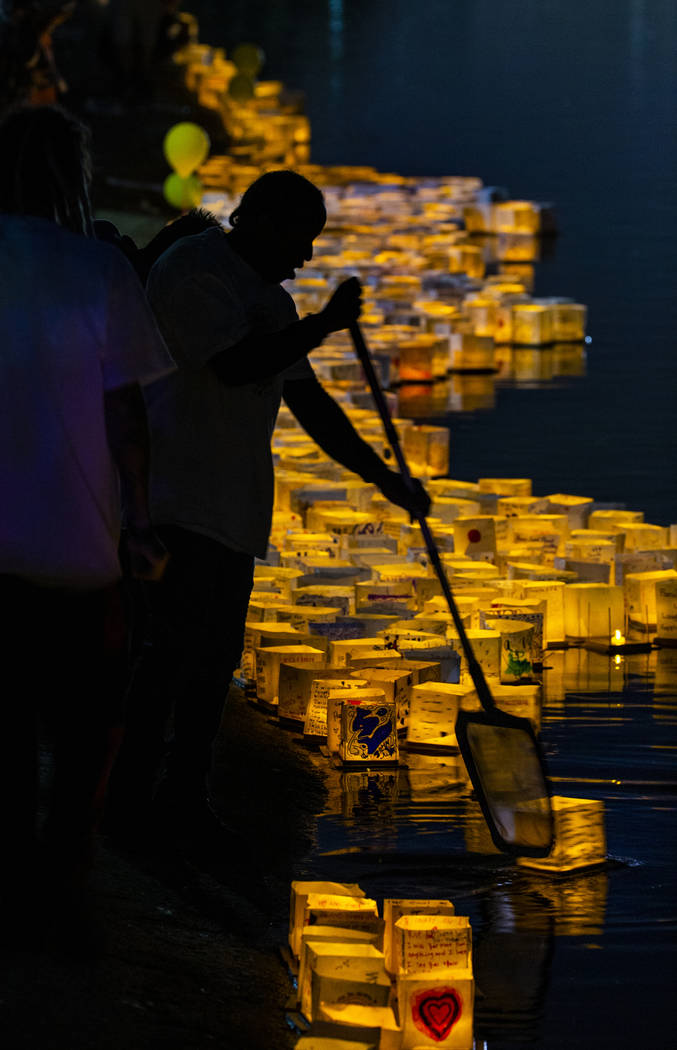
<box><xmin>0</xmin><ymin>104</ymin><xmax>172</xmax><ymax>941</ymax></box>
<box><xmin>104</xmin><ymin>170</ymin><xmax>430</xmax><ymax>853</ymax></box>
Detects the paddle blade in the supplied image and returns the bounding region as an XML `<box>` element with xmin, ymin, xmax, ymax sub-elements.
<box><xmin>456</xmin><ymin>707</ymin><xmax>553</xmax><ymax>857</ymax></box>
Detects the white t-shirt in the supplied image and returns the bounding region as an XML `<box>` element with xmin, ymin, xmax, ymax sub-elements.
<box><xmin>145</xmin><ymin>227</ymin><xmax>313</xmax><ymax>558</ymax></box>
<box><xmin>0</xmin><ymin>215</ymin><xmax>174</xmax><ymax>588</ymax></box>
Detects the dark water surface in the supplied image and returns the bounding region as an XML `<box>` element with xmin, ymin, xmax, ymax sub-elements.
<box><xmin>186</xmin><ymin>3</ymin><xmax>676</xmax><ymax>1046</ymax></box>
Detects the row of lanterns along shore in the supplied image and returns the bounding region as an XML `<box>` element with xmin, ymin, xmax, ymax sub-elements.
<box><xmin>194</xmin><ymin>168</ymin><xmax>587</xmax><ymax>403</ymax></box>
<box><xmin>286</xmin><ymin>881</ymin><xmax>473</xmax><ymax>1048</ymax></box>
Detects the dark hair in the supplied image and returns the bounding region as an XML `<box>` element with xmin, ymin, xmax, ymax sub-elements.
<box><xmin>136</xmin><ymin>207</ymin><xmax>222</xmax><ymax>282</ymax></box>
<box><xmin>229</xmin><ymin>170</ymin><xmax>326</xmax><ymax>229</ymax></box>
<box><xmin>0</xmin><ymin>104</ymin><xmax>92</xmax><ymax>234</ymax></box>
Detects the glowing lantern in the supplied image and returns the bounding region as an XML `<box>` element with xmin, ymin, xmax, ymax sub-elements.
<box><xmin>451</xmin><ymin>628</ymin><xmax>502</xmax><ymax>685</ymax></box>
<box><xmin>625</xmin><ymin>569</ymin><xmax>677</xmax><ymax>636</ymax></box>
<box><xmin>326</xmin><ymin>687</ymin><xmax>385</xmax><ymax>754</ymax></box>
<box><xmin>617</xmin><ymin>522</ymin><xmax>669</xmax><ymax>551</ymax></box>
<box><xmin>353</xmin><ymin>667</ymin><xmax>415</xmax><ymax>729</ymax></box>
<box><xmin>296</xmin><ymin>924</ymin><xmax>382</xmax><ymax>1014</ymax></box>
<box><xmin>383</xmin><ymin>899</ymin><xmax>455</xmax><ymax>974</ymax></box>
<box><xmin>517</xmin><ymin>796</ymin><xmax>606</xmax><ymax>873</ymax></box>
<box><xmin>254</xmin><ymin>644</ymin><xmax>325</xmax><ymax>703</ymax></box>
<box><xmin>304</xmin><ymin>942</ymin><xmax>390</xmax><ymax>1022</ymax></box>
<box><xmin>588</xmin><ymin>509</ymin><xmax>644</xmax><ymax>530</ymax></box>
<box><xmin>406</xmin><ymin>682</ymin><xmax>473</xmax><ymax>750</ymax></box>
<box><xmin>339</xmin><ymin>698</ymin><xmax>398</xmax><ymax>763</ymax></box>
<box><xmin>481</xmin><ymin>617</ymin><xmax>535</xmax><ymax>682</ymax></box>
<box><xmin>494</xmin><ymin>200</ymin><xmax>541</xmax><ymax>233</ymax></box>
<box><xmin>545</xmin><ymin>493</ymin><xmax>594</xmax><ymax>529</ymax></box>
<box><xmin>452</xmin><ymin>515</ymin><xmax>499</xmax><ymax>560</ymax></box>
<box><xmin>289</xmin><ymin>881</ymin><xmax>366</xmax><ymax>957</ymax></box>
<box><xmin>401</xmin><ymin>423</ymin><xmax>449</xmax><ymax>475</ymax></box>
<box><xmin>551</xmin><ymin>302</ymin><xmax>587</xmax><ymax>341</ymax></box>
<box><xmin>241</xmin><ymin>621</ymin><xmax>305</xmax><ymax>679</ymax></box>
<box><xmin>563</xmin><ymin>583</ymin><xmax>624</xmax><ymax>640</ymax></box>
<box><xmin>277</xmin><ymin>665</ymin><xmax>358</xmax><ymax>724</ymax></box>
<box><xmin>511</xmin><ymin>303</ymin><xmax>554</xmax><ymax>345</ymax></box>
<box><xmin>507</xmin><ymin>514</ymin><xmax>569</xmax><ymax>558</ymax></box>
<box><xmin>163</xmin><ymin>122</ymin><xmax>210</xmax><ymax>177</ymax></box>
<box><xmin>480</xmin><ymin>599</ymin><xmax>545</xmax><ymax>663</ymax></box>
<box><xmin>397</xmin><ymin>968</ymin><xmax>474</xmax><ymax>1048</ymax></box>
<box><xmin>496</xmin><ymin>495</ymin><xmax>548</xmax><ymax>518</ymax></box>
<box><xmin>329</xmin><ymin>637</ymin><xmax>390</xmax><ymax>667</ymax></box>
<box><xmin>394</xmin><ymin>914</ymin><xmax>471</xmax><ymax>976</ymax></box>
<box><xmin>478</xmin><ymin>477</ymin><xmax>532</xmax><ymax>497</ymax></box>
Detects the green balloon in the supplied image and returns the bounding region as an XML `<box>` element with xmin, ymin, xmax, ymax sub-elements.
<box><xmin>231</xmin><ymin>42</ymin><xmax>264</xmax><ymax>77</ymax></box>
<box><xmin>163</xmin><ymin>173</ymin><xmax>203</xmax><ymax>210</ymax></box>
<box><xmin>228</xmin><ymin>73</ymin><xmax>255</xmax><ymax>102</ymax></box>
<box><xmin>163</xmin><ymin>122</ymin><xmax>210</xmax><ymax>178</ymax></box>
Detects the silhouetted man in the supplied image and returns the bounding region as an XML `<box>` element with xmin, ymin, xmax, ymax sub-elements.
<box><xmin>106</xmin><ymin>170</ymin><xmax>429</xmax><ymax>851</ymax></box>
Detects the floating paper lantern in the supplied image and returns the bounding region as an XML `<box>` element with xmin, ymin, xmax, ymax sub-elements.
<box><xmin>339</xmin><ymin>698</ymin><xmax>398</xmax><ymax>763</ymax></box>
<box><xmin>304</xmin><ymin>942</ymin><xmax>390</xmax><ymax>1022</ymax></box>
<box><xmin>330</xmin><ymin>637</ymin><xmax>391</xmax><ymax>667</ymax></box>
<box><xmin>511</xmin><ymin>303</ymin><xmax>553</xmax><ymax>345</ymax></box>
<box><xmin>617</xmin><ymin>522</ymin><xmax>669</xmax><ymax>552</ymax></box>
<box><xmin>625</xmin><ymin>570</ymin><xmax>677</xmax><ymax>636</ymax></box>
<box><xmin>397</xmin><ymin>970</ymin><xmax>474</xmax><ymax>1049</ymax></box>
<box><xmin>496</xmin><ymin>495</ymin><xmax>548</xmax><ymax>518</ymax></box>
<box><xmin>452</xmin><ymin>515</ymin><xmax>497</xmax><ymax>559</ymax></box>
<box><xmin>449</xmin><ymin>331</ymin><xmax>495</xmax><ymax>372</ymax></box>
<box><xmin>480</xmin><ymin>617</ymin><xmax>535</xmax><ymax>682</ymax></box>
<box><xmin>517</xmin><ymin>796</ymin><xmax>606</xmax><ymax>873</ymax></box>
<box><xmin>551</xmin><ymin>302</ymin><xmax>587</xmax><ymax>341</ymax></box>
<box><xmin>506</xmin><ymin>514</ymin><xmax>568</xmax><ymax>558</ymax></box>
<box><xmin>478</xmin><ymin>477</ymin><xmax>532</xmax><ymax>497</ymax></box>
<box><xmin>289</xmin><ymin>881</ymin><xmax>366</xmax><ymax>958</ymax></box>
<box><xmin>563</xmin><ymin>583</ymin><xmax>624</xmax><ymax>640</ymax></box>
<box><xmin>494</xmin><ymin>200</ymin><xmax>541</xmax><ymax>234</ymax></box>
<box><xmin>406</xmin><ymin>682</ymin><xmax>472</xmax><ymax>750</ymax></box>
<box><xmin>326</xmin><ymin>687</ymin><xmax>385</xmax><ymax>754</ymax></box>
<box><xmin>394</xmin><ymin>914</ymin><xmax>472</xmax><ymax>976</ymax></box>
<box><xmin>383</xmin><ymin>899</ymin><xmax>456</xmax><ymax>974</ymax></box>
<box><xmin>353</xmin><ymin>667</ymin><xmax>415</xmax><ymax>729</ymax></box>
<box><xmin>254</xmin><ymin>644</ymin><xmax>325</xmax><ymax>703</ymax></box>
<box><xmin>545</xmin><ymin>493</ymin><xmax>594</xmax><ymax>530</ymax></box>
<box><xmin>588</xmin><ymin>509</ymin><xmax>644</xmax><ymax>529</ymax></box>
<box><xmin>450</xmin><ymin>628</ymin><xmax>502</xmax><ymax>685</ymax></box>
<box><xmin>277</xmin><ymin>664</ymin><xmax>357</xmax><ymax>724</ymax></box>
<box><xmin>297</xmin><ymin>924</ymin><xmax>382</xmax><ymax>1013</ymax></box>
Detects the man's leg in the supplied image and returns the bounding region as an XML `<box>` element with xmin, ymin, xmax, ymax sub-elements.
<box><xmin>158</xmin><ymin>528</ymin><xmax>255</xmax><ymax>801</ymax></box>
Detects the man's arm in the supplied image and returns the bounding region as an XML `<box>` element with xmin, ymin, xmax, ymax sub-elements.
<box><xmin>104</xmin><ymin>382</ymin><xmax>168</xmax><ymax>580</ymax></box>
<box><xmin>283</xmin><ymin>375</ymin><xmax>431</xmax><ymax>519</ymax></box>
<box><xmin>210</xmin><ymin>277</ymin><xmax>362</xmax><ymax>386</ymax></box>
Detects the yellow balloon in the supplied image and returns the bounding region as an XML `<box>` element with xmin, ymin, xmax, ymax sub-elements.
<box><xmin>231</xmin><ymin>42</ymin><xmax>264</xmax><ymax>77</ymax></box>
<box><xmin>228</xmin><ymin>73</ymin><xmax>255</xmax><ymax>102</ymax></box>
<box><xmin>163</xmin><ymin>122</ymin><xmax>210</xmax><ymax>178</ymax></box>
<box><xmin>163</xmin><ymin>173</ymin><xmax>203</xmax><ymax>211</ymax></box>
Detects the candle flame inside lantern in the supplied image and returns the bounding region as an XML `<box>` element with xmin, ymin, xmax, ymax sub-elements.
<box><xmin>611</xmin><ymin>629</ymin><xmax>625</xmax><ymax>646</ymax></box>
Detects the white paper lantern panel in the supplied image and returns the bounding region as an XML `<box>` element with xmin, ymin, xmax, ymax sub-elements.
<box><xmin>397</xmin><ymin>971</ymin><xmax>474</xmax><ymax>1049</ymax></box>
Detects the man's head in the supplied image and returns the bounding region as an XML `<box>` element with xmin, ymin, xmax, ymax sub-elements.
<box><xmin>229</xmin><ymin>170</ymin><xmax>326</xmax><ymax>283</ymax></box>
<box><xmin>0</xmin><ymin>104</ymin><xmax>92</xmax><ymax>234</ymax></box>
